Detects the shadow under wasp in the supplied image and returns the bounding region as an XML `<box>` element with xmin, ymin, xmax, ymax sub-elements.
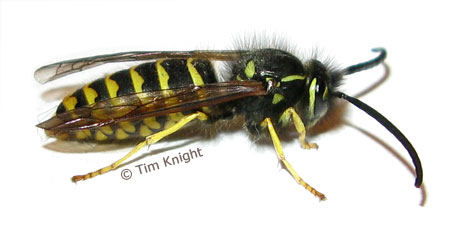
<box><xmin>35</xmin><ymin>45</ymin><xmax>422</xmax><ymax>200</ymax></box>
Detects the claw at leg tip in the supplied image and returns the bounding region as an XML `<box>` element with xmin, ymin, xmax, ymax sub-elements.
<box><xmin>71</xmin><ymin>175</ymin><xmax>83</xmax><ymax>183</ymax></box>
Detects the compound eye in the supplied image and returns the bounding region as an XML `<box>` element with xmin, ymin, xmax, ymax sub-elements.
<box><xmin>316</xmin><ymin>79</ymin><xmax>329</xmax><ymax>101</ymax></box>
<box><xmin>311</xmin><ymin>78</ymin><xmax>328</xmax><ymax>101</ymax></box>
<box><xmin>308</xmin><ymin>78</ymin><xmax>330</xmax><ymax>118</ymax></box>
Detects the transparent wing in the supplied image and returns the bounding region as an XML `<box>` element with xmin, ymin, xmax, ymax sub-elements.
<box><xmin>37</xmin><ymin>81</ymin><xmax>266</xmax><ymax>132</ymax></box>
<box><xmin>34</xmin><ymin>50</ymin><xmax>245</xmax><ymax>84</ymax></box>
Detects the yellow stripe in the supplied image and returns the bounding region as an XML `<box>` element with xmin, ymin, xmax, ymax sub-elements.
<box><xmin>309</xmin><ymin>78</ymin><xmax>317</xmax><ymax>116</ymax></box>
<box><xmin>139</xmin><ymin>125</ymin><xmax>152</xmax><ymax>137</ymax></box>
<box><xmin>115</xmin><ymin>128</ymin><xmax>129</xmax><ymax>140</ymax></box>
<box><xmin>155</xmin><ymin>60</ymin><xmax>177</xmax><ymax>107</ymax></box>
<box><xmin>62</xmin><ymin>96</ymin><xmax>77</xmax><ymax>111</ymax></box>
<box><xmin>187</xmin><ymin>58</ymin><xmax>205</xmax><ymax>85</ymax></box>
<box><xmin>322</xmin><ymin>86</ymin><xmax>329</xmax><ymax>101</ymax></box>
<box><xmin>83</xmin><ymin>85</ymin><xmax>98</xmax><ymax>105</ymax></box>
<box><xmin>130</xmin><ymin>66</ymin><xmax>144</xmax><ymax>93</ymax></box>
<box><xmin>165</xmin><ymin>112</ymin><xmax>185</xmax><ymax>129</ymax></box>
<box><xmin>105</xmin><ymin>74</ymin><xmax>119</xmax><ymax>98</ymax></box>
<box><xmin>244</xmin><ymin>60</ymin><xmax>255</xmax><ymax>78</ymax></box>
<box><xmin>143</xmin><ymin>117</ymin><xmax>161</xmax><ymax>130</ymax></box>
<box><xmin>75</xmin><ymin>130</ymin><xmax>91</xmax><ymax>140</ymax></box>
<box><xmin>156</xmin><ymin>60</ymin><xmax>170</xmax><ymax>90</ymax></box>
<box><xmin>186</xmin><ymin>58</ymin><xmax>211</xmax><ymax>113</ymax></box>
<box><xmin>99</xmin><ymin>126</ymin><xmax>113</xmax><ymax>135</ymax></box>
<box><xmin>95</xmin><ymin>131</ymin><xmax>108</xmax><ymax>141</ymax></box>
<box><xmin>281</xmin><ymin>75</ymin><xmax>305</xmax><ymax>82</ymax></box>
<box><xmin>119</xmin><ymin>121</ymin><xmax>136</xmax><ymax>133</ymax></box>
<box><xmin>272</xmin><ymin>93</ymin><xmax>284</xmax><ymax>104</ymax></box>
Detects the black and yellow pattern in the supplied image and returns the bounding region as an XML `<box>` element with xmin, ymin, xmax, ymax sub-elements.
<box><xmin>36</xmin><ymin>47</ymin><xmax>423</xmax><ymax>200</ymax></box>
<box><xmin>53</xmin><ymin>58</ymin><xmax>216</xmax><ymax>142</ymax></box>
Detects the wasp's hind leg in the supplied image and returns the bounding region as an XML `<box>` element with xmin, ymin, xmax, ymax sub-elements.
<box><xmin>72</xmin><ymin>111</ymin><xmax>209</xmax><ymax>182</ymax></box>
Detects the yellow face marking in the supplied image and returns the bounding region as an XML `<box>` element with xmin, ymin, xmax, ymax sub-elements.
<box><xmin>75</xmin><ymin>130</ymin><xmax>91</xmax><ymax>140</ymax></box>
<box><xmin>119</xmin><ymin>121</ymin><xmax>136</xmax><ymax>133</ymax></box>
<box><xmin>95</xmin><ymin>131</ymin><xmax>108</xmax><ymax>141</ymax></box>
<box><xmin>244</xmin><ymin>60</ymin><xmax>255</xmax><ymax>78</ymax></box>
<box><xmin>144</xmin><ymin>117</ymin><xmax>161</xmax><ymax>130</ymax></box>
<box><xmin>187</xmin><ymin>58</ymin><xmax>205</xmax><ymax>86</ymax></box>
<box><xmin>156</xmin><ymin>60</ymin><xmax>170</xmax><ymax>90</ymax></box>
<box><xmin>83</xmin><ymin>85</ymin><xmax>98</xmax><ymax>105</ymax></box>
<box><xmin>115</xmin><ymin>128</ymin><xmax>129</xmax><ymax>140</ymax></box>
<box><xmin>281</xmin><ymin>75</ymin><xmax>305</xmax><ymax>82</ymax></box>
<box><xmin>272</xmin><ymin>93</ymin><xmax>284</xmax><ymax>104</ymax></box>
<box><xmin>105</xmin><ymin>74</ymin><xmax>119</xmax><ymax>98</ymax></box>
<box><xmin>99</xmin><ymin>126</ymin><xmax>113</xmax><ymax>135</ymax></box>
<box><xmin>322</xmin><ymin>86</ymin><xmax>329</xmax><ymax>101</ymax></box>
<box><xmin>309</xmin><ymin>78</ymin><xmax>317</xmax><ymax>116</ymax></box>
<box><xmin>130</xmin><ymin>66</ymin><xmax>144</xmax><ymax>93</ymax></box>
<box><xmin>139</xmin><ymin>125</ymin><xmax>152</xmax><ymax>137</ymax></box>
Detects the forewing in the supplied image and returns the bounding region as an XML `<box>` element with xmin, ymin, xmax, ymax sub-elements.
<box><xmin>37</xmin><ymin>81</ymin><xmax>266</xmax><ymax>132</ymax></box>
<box><xmin>34</xmin><ymin>50</ymin><xmax>244</xmax><ymax>84</ymax></box>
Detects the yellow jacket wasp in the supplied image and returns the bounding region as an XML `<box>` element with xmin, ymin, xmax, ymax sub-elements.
<box><xmin>35</xmin><ymin>47</ymin><xmax>422</xmax><ymax>200</ymax></box>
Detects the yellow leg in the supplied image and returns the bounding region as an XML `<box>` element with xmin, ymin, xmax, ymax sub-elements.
<box><xmin>262</xmin><ymin>117</ymin><xmax>326</xmax><ymax>200</ymax></box>
<box><xmin>72</xmin><ymin>111</ymin><xmax>209</xmax><ymax>182</ymax></box>
<box><xmin>280</xmin><ymin>107</ymin><xmax>318</xmax><ymax>149</ymax></box>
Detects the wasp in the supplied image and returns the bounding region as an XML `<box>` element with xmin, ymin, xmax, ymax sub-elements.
<box><xmin>35</xmin><ymin>46</ymin><xmax>423</xmax><ymax>200</ymax></box>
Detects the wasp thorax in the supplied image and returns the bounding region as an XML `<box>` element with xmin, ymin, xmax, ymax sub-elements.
<box><xmin>233</xmin><ymin>49</ymin><xmax>305</xmax><ymax>81</ymax></box>
<box><xmin>233</xmin><ymin>48</ymin><xmax>308</xmax><ymax>107</ymax></box>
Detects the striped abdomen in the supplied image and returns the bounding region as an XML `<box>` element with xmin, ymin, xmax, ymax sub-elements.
<box><xmin>52</xmin><ymin>58</ymin><xmax>217</xmax><ymax>141</ymax></box>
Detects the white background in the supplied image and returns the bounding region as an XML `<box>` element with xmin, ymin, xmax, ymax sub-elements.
<box><xmin>1</xmin><ymin>0</ymin><xmax>449</xmax><ymax>224</ymax></box>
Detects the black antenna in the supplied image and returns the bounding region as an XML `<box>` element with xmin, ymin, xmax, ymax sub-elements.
<box><xmin>334</xmin><ymin>92</ymin><xmax>423</xmax><ymax>188</ymax></box>
<box><xmin>335</xmin><ymin>48</ymin><xmax>422</xmax><ymax>188</ymax></box>
<box><xmin>342</xmin><ymin>48</ymin><xmax>387</xmax><ymax>75</ymax></box>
